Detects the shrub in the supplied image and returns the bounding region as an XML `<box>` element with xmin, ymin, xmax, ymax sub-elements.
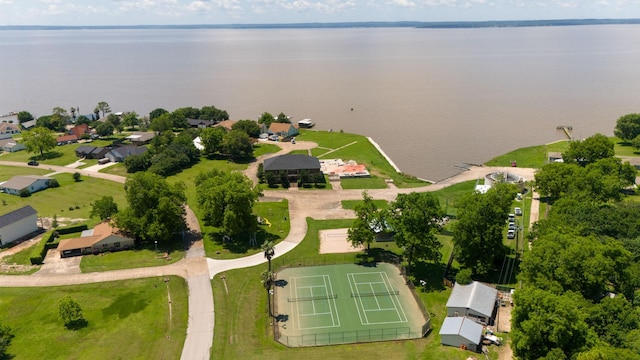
<box><xmin>72</xmin><ymin>172</ymin><xmax>81</xmax><ymax>182</ymax></box>
<box><xmin>456</xmin><ymin>268</ymin><xmax>473</xmax><ymax>285</ymax></box>
<box><xmin>19</xmin><ymin>188</ymin><xmax>30</xmax><ymax>197</ymax></box>
<box><xmin>48</xmin><ymin>179</ymin><xmax>60</xmax><ymax>188</ymax></box>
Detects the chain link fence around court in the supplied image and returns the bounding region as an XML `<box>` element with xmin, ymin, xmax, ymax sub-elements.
<box><xmin>276</xmin><ymin>327</ymin><xmax>423</xmax><ymax>347</ymax></box>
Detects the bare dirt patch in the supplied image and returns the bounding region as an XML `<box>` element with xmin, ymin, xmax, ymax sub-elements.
<box><xmin>318</xmin><ymin>228</ymin><xmax>364</xmax><ymax>254</ymax></box>
<box><xmin>40</xmin><ymin>217</ymin><xmax>89</xmax><ymax>230</ymax></box>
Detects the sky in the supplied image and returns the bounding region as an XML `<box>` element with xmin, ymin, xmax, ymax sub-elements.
<box><xmin>1</xmin><ymin>0</ymin><xmax>640</xmax><ymax>26</ymax></box>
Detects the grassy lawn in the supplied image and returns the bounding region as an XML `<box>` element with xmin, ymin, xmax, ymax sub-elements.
<box><xmin>203</xmin><ymin>200</ymin><xmax>291</xmax><ymax>259</ymax></box>
<box><xmin>211</xmin><ymin>218</ymin><xmax>500</xmax><ymax>359</ymax></box>
<box><xmin>485</xmin><ymin>140</ymin><xmax>570</xmax><ymax>168</ymax></box>
<box><xmin>0</xmin><ymin>165</ymin><xmax>51</xmax><ymax>180</ymax></box>
<box><xmin>297</xmin><ymin>130</ymin><xmax>429</xmax><ymax>188</ymax></box>
<box><xmin>253</xmin><ymin>142</ymin><xmax>281</xmax><ymax>157</ymax></box>
<box><xmin>0</xmin><ymin>172</ymin><xmax>127</xmax><ymax>220</ymax></box>
<box><xmin>341</xmin><ymin>199</ymin><xmax>390</xmax><ymax>210</ymax></box>
<box><xmin>1</xmin><ymin>277</ymin><xmax>187</xmax><ymax>360</ymax></box>
<box><xmin>339</xmin><ymin>175</ymin><xmax>388</xmax><ymax>189</ymax></box>
<box><xmin>80</xmin><ymin>248</ymin><xmax>185</xmax><ymax>272</ymax></box>
<box><xmin>612</xmin><ymin>136</ymin><xmax>640</xmax><ymax>157</ymax></box>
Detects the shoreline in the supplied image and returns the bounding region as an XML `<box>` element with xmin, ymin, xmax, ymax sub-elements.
<box><xmin>367</xmin><ymin>137</ymin><xmax>436</xmax><ymax>184</ymax></box>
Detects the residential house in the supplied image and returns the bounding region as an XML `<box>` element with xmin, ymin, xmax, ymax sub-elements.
<box><xmin>0</xmin><ymin>122</ymin><xmax>21</xmax><ymax>140</ymax></box>
<box><xmin>263</xmin><ymin>154</ymin><xmax>321</xmax><ymax>183</ymax></box>
<box><xmin>445</xmin><ymin>281</ymin><xmax>498</xmax><ymax>325</ymax></box>
<box><xmin>263</xmin><ymin>122</ymin><xmax>298</xmax><ymax>139</ymax></box>
<box><xmin>75</xmin><ymin>145</ymin><xmax>97</xmax><ymax>158</ymax></box>
<box><xmin>187</xmin><ymin>118</ymin><xmax>216</xmax><ymax>128</ymax></box>
<box><xmin>69</xmin><ymin>123</ymin><xmax>90</xmax><ymax>138</ymax></box>
<box><xmin>548</xmin><ymin>152</ymin><xmax>564</xmax><ymax>163</ymax></box>
<box><xmin>0</xmin><ymin>175</ymin><xmax>51</xmax><ymax>196</ymax></box>
<box><xmin>126</xmin><ymin>132</ymin><xmax>155</xmax><ymax>145</ymax></box>
<box><xmin>20</xmin><ymin>119</ymin><xmax>37</xmax><ymax>130</ymax></box>
<box><xmin>0</xmin><ymin>138</ymin><xmax>26</xmax><ymax>153</ymax></box>
<box><xmin>214</xmin><ymin>120</ymin><xmax>237</xmax><ymax>132</ymax></box>
<box><xmin>57</xmin><ymin>221</ymin><xmax>135</xmax><ymax>257</ymax></box>
<box><xmin>0</xmin><ymin>205</ymin><xmax>39</xmax><ymax>246</ymax></box>
<box><xmin>439</xmin><ymin>317</ymin><xmax>483</xmax><ymax>352</ymax></box>
<box><xmin>106</xmin><ymin>145</ymin><xmax>147</xmax><ymax>162</ymax></box>
<box><xmin>56</xmin><ymin>134</ymin><xmax>78</xmax><ymax>146</ymax></box>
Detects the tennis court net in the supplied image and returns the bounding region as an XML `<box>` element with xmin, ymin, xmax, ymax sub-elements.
<box><xmin>350</xmin><ymin>290</ymin><xmax>399</xmax><ymax>297</ymax></box>
<box><xmin>287</xmin><ymin>294</ymin><xmax>338</xmax><ymax>302</ymax></box>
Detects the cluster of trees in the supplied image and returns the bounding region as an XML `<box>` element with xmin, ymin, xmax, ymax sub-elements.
<box><xmin>512</xmin><ymin>133</ymin><xmax>640</xmax><ymax>359</ymax></box>
<box><xmin>614</xmin><ymin>113</ymin><xmax>640</xmax><ymax>147</ymax></box>
<box><xmin>148</xmin><ymin>106</ymin><xmax>229</xmax><ymax>132</ymax></box>
<box><xmin>257</xmin><ymin>112</ymin><xmax>290</xmax><ymax>128</ymax></box>
<box><xmin>124</xmin><ymin>130</ymin><xmax>201</xmax><ymax>176</ymax></box>
<box><xmin>347</xmin><ymin>191</ymin><xmax>445</xmax><ymax>275</ymax></box>
<box><xmin>195</xmin><ymin>169</ymin><xmax>262</xmax><ymax>238</ymax></box>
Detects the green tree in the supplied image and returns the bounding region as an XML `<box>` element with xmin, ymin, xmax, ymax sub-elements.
<box><xmin>262</xmin><ymin>240</ymin><xmax>275</xmax><ymax>273</ymax></box>
<box><xmin>36</xmin><ymin>114</ymin><xmax>65</xmax><ymax>131</ymax></box>
<box><xmin>260</xmin><ymin>270</ymin><xmax>275</xmax><ymax>317</ymax></box>
<box><xmin>222</xmin><ymin>130</ymin><xmax>253</xmax><ymax>160</ymax></box>
<box><xmin>389</xmin><ymin>192</ymin><xmax>444</xmax><ymax>275</ymax></box>
<box><xmin>512</xmin><ymin>288</ymin><xmax>593</xmax><ymax>360</ymax></box>
<box><xmin>0</xmin><ymin>324</ymin><xmax>14</xmax><ymax>359</ymax></box>
<box><xmin>455</xmin><ymin>268</ymin><xmax>473</xmax><ymax>285</ymax></box>
<box><xmin>258</xmin><ymin>112</ymin><xmax>275</xmax><ymax>127</ymax></box>
<box><xmin>59</xmin><ymin>296</ymin><xmax>87</xmax><ymax>330</ymax></box>
<box><xmin>72</xmin><ymin>172</ymin><xmax>81</xmax><ymax>182</ymax></box>
<box><xmin>195</xmin><ymin>170</ymin><xmax>262</xmax><ymax>237</ymax></box>
<box><xmin>149</xmin><ymin>108</ymin><xmax>168</xmax><ymax>120</ymax></box>
<box><xmin>95</xmin><ymin>121</ymin><xmax>114</xmax><ymax>137</ymax></box>
<box><xmin>149</xmin><ymin>113</ymin><xmax>173</xmax><ymax>133</ymax></box>
<box><xmin>199</xmin><ymin>126</ymin><xmax>226</xmax><ymax>156</ymax></box>
<box><xmin>199</xmin><ymin>105</ymin><xmax>228</xmax><ymax>122</ymax></box>
<box><xmin>121</xmin><ymin>111</ymin><xmax>139</xmax><ymax>130</ymax></box>
<box><xmin>173</xmin><ymin>106</ymin><xmax>201</xmax><ymax>120</ymax></box>
<box><xmin>347</xmin><ymin>191</ymin><xmax>382</xmax><ymax>252</ymax></box>
<box><xmin>257</xmin><ymin>163</ymin><xmax>265</xmax><ymax>183</ymax></box>
<box><xmin>586</xmin><ymin>295</ymin><xmax>640</xmax><ymax>348</ymax></box>
<box><xmin>275</xmin><ymin>112</ymin><xmax>290</xmax><ymax>123</ymax></box>
<box><xmin>614</xmin><ymin>113</ymin><xmax>640</xmax><ymax>142</ymax></box>
<box><xmin>17</xmin><ymin>110</ymin><xmax>34</xmax><ymax>123</ymax></box>
<box><xmin>115</xmin><ymin>172</ymin><xmax>187</xmax><ymax>245</ymax></box>
<box><xmin>232</xmin><ymin>119</ymin><xmax>261</xmax><ymax>138</ymax></box>
<box><xmin>90</xmin><ymin>196</ymin><xmax>119</xmax><ymax>220</ymax></box>
<box><xmin>562</xmin><ymin>133</ymin><xmax>615</xmax><ymax>167</ymax></box>
<box><xmin>452</xmin><ymin>183</ymin><xmax>516</xmax><ymax>274</ymax></box>
<box><xmin>22</xmin><ymin>126</ymin><xmax>57</xmax><ymax>158</ymax></box>
<box><xmin>96</xmin><ymin>101</ymin><xmax>111</xmax><ymax>118</ymax></box>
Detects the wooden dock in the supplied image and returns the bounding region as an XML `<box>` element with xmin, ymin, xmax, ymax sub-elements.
<box><xmin>557</xmin><ymin>125</ymin><xmax>573</xmax><ymax>140</ymax></box>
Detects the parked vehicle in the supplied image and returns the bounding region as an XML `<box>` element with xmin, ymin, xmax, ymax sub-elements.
<box><xmin>507</xmin><ymin>229</ymin><xmax>516</xmax><ymax>239</ymax></box>
<box><xmin>508</xmin><ymin>214</ymin><xmax>515</xmax><ymax>223</ymax></box>
<box><xmin>27</xmin><ymin>160</ymin><xmax>39</xmax><ymax>166</ymax></box>
<box><xmin>508</xmin><ymin>222</ymin><xmax>517</xmax><ymax>231</ymax></box>
<box><xmin>514</xmin><ymin>207</ymin><xmax>522</xmax><ymax>216</ymax></box>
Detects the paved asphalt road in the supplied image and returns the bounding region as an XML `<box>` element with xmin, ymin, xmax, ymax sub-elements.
<box><xmin>0</xmin><ymin>146</ymin><xmax>539</xmax><ymax>360</ymax></box>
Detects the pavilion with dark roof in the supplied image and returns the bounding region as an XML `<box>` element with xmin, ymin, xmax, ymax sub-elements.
<box><xmin>263</xmin><ymin>154</ymin><xmax>321</xmax><ymax>183</ymax></box>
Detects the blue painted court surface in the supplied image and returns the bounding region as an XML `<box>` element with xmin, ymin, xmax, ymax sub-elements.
<box><xmin>274</xmin><ymin>263</ymin><xmax>429</xmax><ymax>347</ymax></box>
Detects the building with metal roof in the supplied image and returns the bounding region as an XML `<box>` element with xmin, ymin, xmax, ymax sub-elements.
<box><xmin>446</xmin><ymin>281</ymin><xmax>498</xmax><ymax>325</ymax></box>
<box><xmin>0</xmin><ymin>175</ymin><xmax>51</xmax><ymax>196</ymax></box>
<box><xmin>0</xmin><ymin>205</ymin><xmax>39</xmax><ymax>245</ymax></box>
<box><xmin>439</xmin><ymin>316</ymin><xmax>483</xmax><ymax>352</ymax></box>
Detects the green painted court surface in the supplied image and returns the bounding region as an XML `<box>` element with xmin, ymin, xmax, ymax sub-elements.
<box><xmin>274</xmin><ymin>263</ymin><xmax>429</xmax><ymax>347</ymax></box>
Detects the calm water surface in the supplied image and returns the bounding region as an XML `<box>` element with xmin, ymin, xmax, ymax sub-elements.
<box><xmin>1</xmin><ymin>26</ymin><xmax>639</xmax><ymax>181</ymax></box>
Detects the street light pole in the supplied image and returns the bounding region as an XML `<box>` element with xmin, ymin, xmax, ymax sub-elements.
<box><xmin>154</xmin><ymin>241</ymin><xmax>158</xmax><ymax>252</ymax></box>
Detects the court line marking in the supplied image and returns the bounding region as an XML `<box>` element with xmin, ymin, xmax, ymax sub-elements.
<box><xmin>348</xmin><ymin>271</ymin><xmax>408</xmax><ymax>325</ymax></box>
<box><xmin>324</xmin><ymin>275</ymin><xmax>341</xmax><ymax>327</ymax></box>
<box><xmin>347</xmin><ymin>273</ymin><xmax>369</xmax><ymax>325</ymax></box>
<box><xmin>291</xmin><ymin>274</ymin><xmax>341</xmax><ymax>330</ymax></box>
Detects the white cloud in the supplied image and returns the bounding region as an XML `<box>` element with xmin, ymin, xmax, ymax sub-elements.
<box><xmin>390</xmin><ymin>0</ymin><xmax>416</xmax><ymax>8</ymax></box>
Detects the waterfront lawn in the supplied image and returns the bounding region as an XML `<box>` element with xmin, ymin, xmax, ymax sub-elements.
<box><xmin>211</xmin><ymin>218</ymin><xmax>499</xmax><ymax>360</ymax></box>
<box><xmin>0</xmin><ymin>138</ymin><xmax>121</xmax><ymax>166</ymax></box>
<box><xmin>203</xmin><ymin>200</ymin><xmax>290</xmax><ymax>259</ymax></box>
<box><xmin>253</xmin><ymin>142</ymin><xmax>281</xmax><ymax>157</ymax></box>
<box><xmin>339</xmin><ymin>175</ymin><xmax>388</xmax><ymax>189</ymax></box>
<box><xmin>1</xmin><ymin>277</ymin><xmax>187</xmax><ymax>360</ymax></box>
<box><xmin>485</xmin><ymin>140</ymin><xmax>570</xmax><ymax>168</ymax></box>
<box><xmin>80</xmin><ymin>248</ymin><xmax>184</xmax><ymax>272</ymax></box>
<box><xmin>0</xmin><ymin>172</ymin><xmax>127</xmax><ymax>219</ymax></box>
<box><xmin>613</xmin><ymin>136</ymin><xmax>640</xmax><ymax>157</ymax></box>
<box><xmin>297</xmin><ymin>130</ymin><xmax>428</xmax><ymax>188</ymax></box>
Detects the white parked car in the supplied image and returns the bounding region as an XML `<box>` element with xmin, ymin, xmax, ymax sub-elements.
<box><xmin>507</xmin><ymin>230</ymin><xmax>516</xmax><ymax>239</ymax></box>
<box><xmin>514</xmin><ymin>207</ymin><xmax>522</xmax><ymax>216</ymax></box>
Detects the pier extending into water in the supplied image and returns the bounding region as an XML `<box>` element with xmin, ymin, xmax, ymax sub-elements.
<box><xmin>557</xmin><ymin>125</ymin><xmax>573</xmax><ymax>140</ymax></box>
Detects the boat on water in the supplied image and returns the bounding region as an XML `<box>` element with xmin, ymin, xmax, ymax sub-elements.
<box><xmin>297</xmin><ymin>119</ymin><xmax>314</xmax><ymax>128</ymax></box>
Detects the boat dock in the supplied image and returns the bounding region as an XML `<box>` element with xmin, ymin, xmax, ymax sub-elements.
<box><xmin>557</xmin><ymin>125</ymin><xmax>573</xmax><ymax>140</ymax></box>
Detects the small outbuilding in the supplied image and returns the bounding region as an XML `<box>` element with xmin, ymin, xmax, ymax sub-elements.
<box><xmin>0</xmin><ymin>205</ymin><xmax>39</xmax><ymax>246</ymax></box>
<box><xmin>446</xmin><ymin>281</ymin><xmax>498</xmax><ymax>325</ymax></box>
<box><xmin>439</xmin><ymin>316</ymin><xmax>484</xmax><ymax>352</ymax></box>
<box><xmin>126</xmin><ymin>132</ymin><xmax>155</xmax><ymax>145</ymax></box>
<box><xmin>0</xmin><ymin>138</ymin><xmax>26</xmax><ymax>152</ymax></box>
<box><xmin>57</xmin><ymin>222</ymin><xmax>135</xmax><ymax>257</ymax></box>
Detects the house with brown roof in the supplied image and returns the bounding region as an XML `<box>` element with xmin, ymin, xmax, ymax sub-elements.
<box><xmin>264</xmin><ymin>122</ymin><xmax>299</xmax><ymax>139</ymax></box>
<box><xmin>57</xmin><ymin>222</ymin><xmax>135</xmax><ymax>257</ymax></box>
<box><xmin>69</xmin><ymin>123</ymin><xmax>90</xmax><ymax>138</ymax></box>
<box><xmin>0</xmin><ymin>122</ymin><xmax>21</xmax><ymax>140</ymax></box>
<box><xmin>57</xmin><ymin>134</ymin><xmax>78</xmax><ymax>145</ymax></box>
<box><xmin>214</xmin><ymin>120</ymin><xmax>237</xmax><ymax>132</ymax></box>
<box><xmin>126</xmin><ymin>132</ymin><xmax>155</xmax><ymax>145</ymax></box>
<box><xmin>0</xmin><ymin>175</ymin><xmax>51</xmax><ymax>196</ymax></box>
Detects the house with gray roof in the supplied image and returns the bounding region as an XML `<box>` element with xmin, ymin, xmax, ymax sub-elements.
<box><xmin>0</xmin><ymin>138</ymin><xmax>26</xmax><ymax>153</ymax></box>
<box><xmin>106</xmin><ymin>145</ymin><xmax>147</xmax><ymax>162</ymax></box>
<box><xmin>188</xmin><ymin>118</ymin><xmax>216</xmax><ymax>128</ymax></box>
<box><xmin>445</xmin><ymin>281</ymin><xmax>498</xmax><ymax>325</ymax></box>
<box><xmin>439</xmin><ymin>316</ymin><xmax>483</xmax><ymax>352</ymax></box>
<box><xmin>20</xmin><ymin>119</ymin><xmax>36</xmax><ymax>129</ymax></box>
<box><xmin>0</xmin><ymin>175</ymin><xmax>51</xmax><ymax>196</ymax></box>
<box><xmin>126</xmin><ymin>132</ymin><xmax>155</xmax><ymax>145</ymax></box>
<box><xmin>0</xmin><ymin>205</ymin><xmax>39</xmax><ymax>245</ymax></box>
<box><xmin>263</xmin><ymin>154</ymin><xmax>321</xmax><ymax>183</ymax></box>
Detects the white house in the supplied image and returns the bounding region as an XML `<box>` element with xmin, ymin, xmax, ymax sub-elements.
<box><xmin>57</xmin><ymin>221</ymin><xmax>135</xmax><ymax>257</ymax></box>
<box><xmin>0</xmin><ymin>122</ymin><xmax>20</xmax><ymax>140</ymax></box>
<box><xmin>439</xmin><ymin>316</ymin><xmax>484</xmax><ymax>352</ymax></box>
<box><xmin>0</xmin><ymin>175</ymin><xmax>51</xmax><ymax>196</ymax></box>
<box><xmin>0</xmin><ymin>205</ymin><xmax>39</xmax><ymax>246</ymax></box>
<box><xmin>0</xmin><ymin>138</ymin><xmax>26</xmax><ymax>152</ymax></box>
<box><xmin>445</xmin><ymin>281</ymin><xmax>498</xmax><ymax>325</ymax></box>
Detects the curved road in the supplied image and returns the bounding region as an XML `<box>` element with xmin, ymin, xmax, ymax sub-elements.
<box><xmin>0</xmin><ymin>149</ymin><xmax>538</xmax><ymax>360</ymax></box>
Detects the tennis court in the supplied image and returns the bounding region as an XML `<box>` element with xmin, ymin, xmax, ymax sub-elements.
<box><xmin>274</xmin><ymin>263</ymin><xmax>430</xmax><ymax>347</ymax></box>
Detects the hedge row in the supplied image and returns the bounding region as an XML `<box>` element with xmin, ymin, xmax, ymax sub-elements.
<box><xmin>55</xmin><ymin>224</ymin><xmax>89</xmax><ymax>235</ymax></box>
<box><xmin>30</xmin><ymin>231</ymin><xmax>53</xmax><ymax>265</ymax></box>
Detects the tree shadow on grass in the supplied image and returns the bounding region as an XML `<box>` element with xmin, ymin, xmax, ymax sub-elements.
<box><xmin>207</xmin><ymin>228</ymin><xmax>280</xmax><ymax>254</ymax></box>
<box><xmin>39</xmin><ymin>151</ymin><xmax>63</xmax><ymax>160</ymax></box>
<box><xmin>65</xmin><ymin>318</ymin><xmax>88</xmax><ymax>331</ymax></box>
<box><xmin>102</xmin><ymin>291</ymin><xmax>148</xmax><ymax>319</ymax></box>
<box><xmin>411</xmin><ymin>261</ymin><xmax>448</xmax><ymax>292</ymax></box>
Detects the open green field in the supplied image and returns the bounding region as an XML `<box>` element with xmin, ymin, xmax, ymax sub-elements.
<box><xmin>297</xmin><ymin>130</ymin><xmax>428</xmax><ymax>188</ymax></box>
<box><xmin>0</xmin><ymin>171</ymin><xmax>127</xmax><ymax>221</ymax></box>
<box><xmin>210</xmin><ymin>218</ymin><xmax>503</xmax><ymax>360</ymax></box>
<box><xmin>80</xmin><ymin>248</ymin><xmax>185</xmax><ymax>272</ymax></box>
<box><xmin>0</xmin><ymin>276</ymin><xmax>188</xmax><ymax>360</ymax></box>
